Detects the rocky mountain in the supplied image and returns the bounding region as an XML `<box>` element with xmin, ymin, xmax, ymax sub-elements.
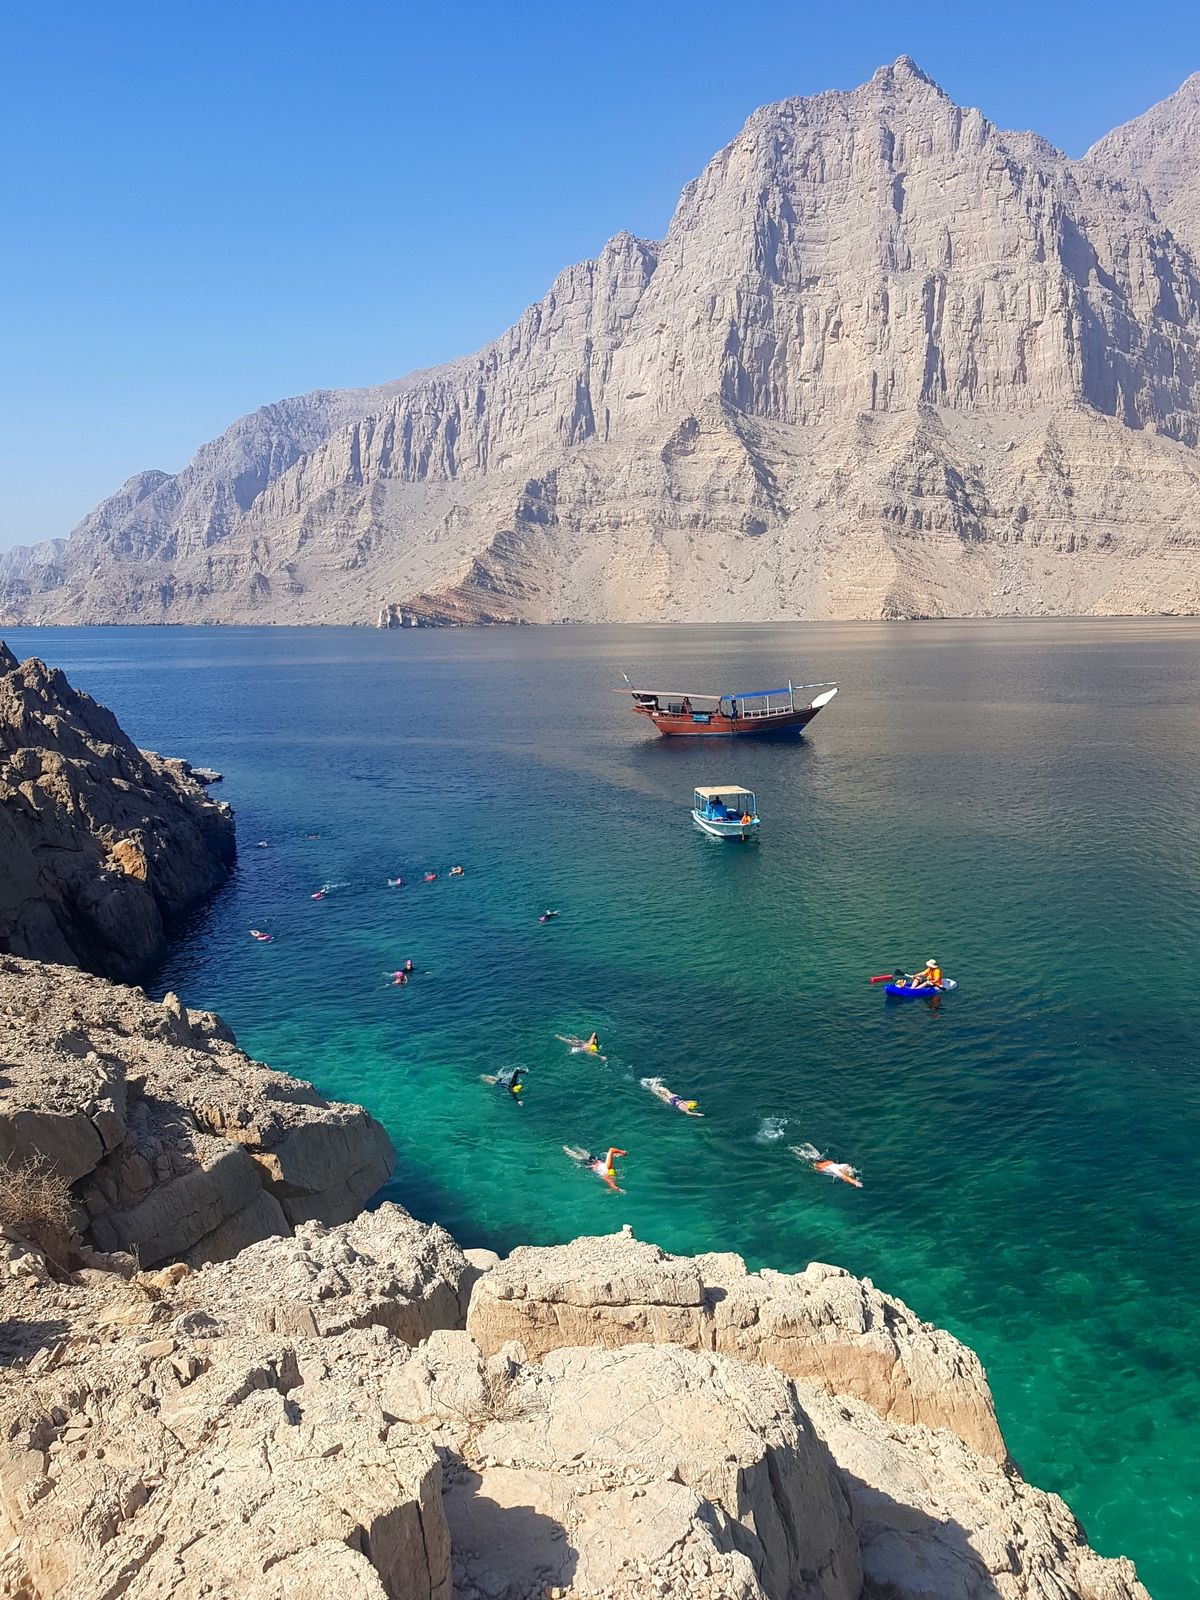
<box><xmin>1086</xmin><ymin>71</ymin><xmax>1200</xmax><ymax>260</ymax></box>
<box><xmin>0</xmin><ymin>643</ymin><xmax>235</xmax><ymax>979</ymax></box>
<box><xmin>4</xmin><ymin>57</ymin><xmax>1200</xmax><ymax>624</ymax></box>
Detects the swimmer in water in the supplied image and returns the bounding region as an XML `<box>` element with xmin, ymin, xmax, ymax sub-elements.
<box><xmin>311</xmin><ymin>887</ymin><xmax>328</xmax><ymax>900</ymax></box>
<box><xmin>790</xmin><ymin>1143</ymin><xmax>862</xmax><ymax>1188</ymax></box>
<box><xmin>305</xmin><ymin>833</ymin><xmax>320</xmax><ymax>839</ymax></box>
<box><xmin>815</xmin><ymin>1160</ymin><xmax>863</xmax><ymax>1187</ymax></box>
<box><xmin>424</xmin><ymin>872</ymin><xmax>438</xmax><ymax>883</ymax></box>
<box><xmin>641</xmin><ymin>1077</ymin><xmax>703</xmax><ymax>1116</ymax></box>
<box><xmin>387</xmin><ymin>877</ymin><xmax>404</xmax><ymax>887</ymax></box>
<box><xmin>391</xmin><ymin>970</ymin><xmax>408</xmax><ymax>986</ymax></box>
<box><xmin>249</xmin><ymin>929</ymin><xmax>272</xmax><ymax>942</ymax></box>
<box><xmin>403</xmin><ymin>958</ymin><xmax>414</xmax><ymax>974</ymax></box>
<box><xmin>481</xmin><ymin>1065</ymin><xmax>527</xmax><ymax>1098</ymax></box>
<box><xmin>449</xmin><ymin>865</ymin><xmax>464</xmax><ymax>877</ymax></box>
<box><xmin>555</xmin><ymin>1033</ymin><xmax>606</xmax><ymax>1059</ymax></box>
<box><xmin>539</xmin><ymin>909</ymin><xmax>559</xmax><ymax>923</ymax></box>
<box><xmin>563</xmin><ymin>1145</ymin><xmax>626</xmax><ymax>1192</ymax></box>
<box><xmin>256</xmin><ymin>841</ymin><xmax>270</xmax><ymax>849</ymax></box>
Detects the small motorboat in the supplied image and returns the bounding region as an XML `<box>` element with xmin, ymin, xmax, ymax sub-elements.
<box><xmin>692</xmin><ymin>785</ymin><xmax>759</xmax><ymax>840</ymax></box>
<box><xmin>885</xmin><ymin>977</ymin><xmax>958</xmax><ymax>998</ymax></box>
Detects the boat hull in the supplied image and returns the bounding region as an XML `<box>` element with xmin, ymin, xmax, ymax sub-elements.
<box><xmin>885</xmin><ymin>979</ymin><xmax>958</xmax><ymax>998</ymax></box>
<box><xmin>692</xmin><ymin>811</ymin><xmax>757</xmax><ymax>839</ymax></box>
<box><xmin>636</xmin><ymin>704</ymin><xmax>823</xmax><ymax>738</ymax></box>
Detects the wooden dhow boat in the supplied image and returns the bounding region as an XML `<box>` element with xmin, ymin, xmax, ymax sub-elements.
<box><xmin>623</xmin><ymin>677</ymin><xmax>838</xmax><ymax>738</ymax></box>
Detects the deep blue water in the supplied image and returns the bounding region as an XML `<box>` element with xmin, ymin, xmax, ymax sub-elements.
<box><xmin>7</xmin><ymin>620</ymin><xmax>1199</xmax><ymax>1599</ymax></box>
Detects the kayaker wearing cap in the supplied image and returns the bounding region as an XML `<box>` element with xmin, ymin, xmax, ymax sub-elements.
<box><xmin>912</xmin><ymin>958</ymin><xmax>943</xmax><ymax>989</ymax></box>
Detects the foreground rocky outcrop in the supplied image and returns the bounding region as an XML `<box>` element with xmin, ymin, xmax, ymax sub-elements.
<box><xmin>467</xmin><ymin>1233</ymin><xmax>1006</xmax><ymax>1462</ymax></box>
<box><xmin>0</xmin><ymin>644</ymin><xmax>235</xmax><ymax>980</ymax></box>
<box><xmin>0</xmin><ymin>954</ymin><xmax>1151</xmax><ymax>1596</ymax></box>
<box><xmin>0</xmin><ymin>955</ymin><xmax>396</xmax><ymax>1266</ymax></box>
<box><xmin>4</xmin><ymin>60</ymin><xmax>1200</xmax><ymax>625</ymax></box>
<box><xmin>0</xmin><ymin>1217</ymin><xmax>1148</xmax><ymax>1600</ymax></box>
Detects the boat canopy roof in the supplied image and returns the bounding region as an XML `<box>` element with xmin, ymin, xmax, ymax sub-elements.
<box><xmin>626</xmin><ymin>680</ymin><xmax>837</xmax><ymax>699</ymax></box>
<box><xmin>694</xmin><ymin>784</ymin><xmax>754</xmax><ymax>798</ymax></box>
<box><xmin>627</xmin><ymin>688</ymin><xmax>723</xmax><ymax>700</ymax></box>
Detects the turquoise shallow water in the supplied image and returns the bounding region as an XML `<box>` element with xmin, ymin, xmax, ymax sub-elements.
<box><xmin>8</xmin><ymin>620</ymin><xmax>1199</xmax><ymax>1598</ymax></box>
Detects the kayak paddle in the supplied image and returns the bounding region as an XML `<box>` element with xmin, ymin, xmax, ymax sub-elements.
<box><xmin>868</xmin><ymin>969</ymin><xmax>906</xmax><ymax>984</ymax></box>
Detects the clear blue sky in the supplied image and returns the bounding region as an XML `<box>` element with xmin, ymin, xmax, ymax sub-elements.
<box><xmin>3</xmin><ymin>0</ymin><xmax>1198</xmax><ymax>549</ymax></box>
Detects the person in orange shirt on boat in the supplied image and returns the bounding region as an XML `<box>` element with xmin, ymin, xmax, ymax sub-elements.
<box><xmin>912</xmin><ymin>958</ymin><xmax>944</xmax><ymax>990</ymax></box>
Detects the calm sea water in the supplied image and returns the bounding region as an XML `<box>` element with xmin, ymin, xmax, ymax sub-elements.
<box><xmin>8</xmin><ymin>621</ymin><xmax>1198</xmax><ymax>1598</ymax></box>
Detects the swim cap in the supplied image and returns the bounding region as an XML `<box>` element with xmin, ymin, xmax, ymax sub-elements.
<box><xmin>686</xmin><ymin>1101</ymin><xmax>698</xmax><ymax>1110</ymax></box>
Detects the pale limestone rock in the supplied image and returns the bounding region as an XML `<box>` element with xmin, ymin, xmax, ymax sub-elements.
<box><xmin>88</xmin><ymin>1136</ymin><xmax>265</xmax><ymax>1262</ymax></box>
<box><xmin>447</xmin><ymin>1343</ymin><xmax>861</xmax><ymax>1600</ymax></box>
<box><xmin>466</xmin><ymin>1233</ymin><xmax>1006</xmax><ymax>1462</ymax></box>
<box><xmin>181</xmin><ymin>1184</ymin><xmax>290</xmax><ymax>1265</ymax></box>
<box><xmin>1087</xmin><ymin>70</ymin><xmax>1200</xmax><ymax>260</ymax></box>
<box><xmin>0</xmin><ymin>1221</ymin><xmax>1149</xmax><ymax>1600</ymax></box>
<box><xmin>0</xmin><ymin>1333</ymin><xmax>451</xmax><ymax>1600</ymax></box>
<box><xmin>4</xmin><ymin>63</ymin><xmax>1200</xmax><ymax>624</ymax></box>
<box><xmin>0</xmin><ymin>956</ymin><xmax>395</xmax><ymax>1266</ymax></box>
<box><xmin>701</xmin><ymin>1255</ymin><xmax>1006</xmax><ymax>1461</ymax></box>
<box><xmin>0</xmin><ymin>1046</ymin><xmax>125</xmax><ymax>1183</ymax></box>
<box><xmin>800</xmin><ymin>1386</ymin><xmax>1151</xmax><ymax>1600</ymax></box>
<box><xmin>181</xmin><ymin>1203</ymin><xmax>473</xmax><ymax>1342</ymax></box>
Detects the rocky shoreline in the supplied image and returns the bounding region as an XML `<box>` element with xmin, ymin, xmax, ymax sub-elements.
<box><xmin>0</xmin><ymin>961</ymin><xmax>1151</xmax><ymax>1599</ymax></box>
<box><xmin>0</xmin><ymin>955</ymin><xmax>396</xmax><ymax>1268</ymax></box>
<box><xmin>0</xmin><ymin>647</ymin><xmax>1153</xmax><ymax>1597</ymax></box>
<box><xmin>0</xmin><ymin>644</ymin><xmax>235</xmax><ymax>980</ymax></box>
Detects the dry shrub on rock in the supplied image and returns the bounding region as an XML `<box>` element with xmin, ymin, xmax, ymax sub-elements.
<box><xmin>0</xmin><ymin>1155</ymin><xmax>75</xmax><ymax>1273</ymax></box>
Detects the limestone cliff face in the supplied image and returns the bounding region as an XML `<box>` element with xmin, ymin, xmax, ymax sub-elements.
<box><xmin>0</xmin><ymin>644</ymin><xmax>235</xmax><ymax>981</ymax></box>
<box><xmin>1087</xmin><ymin>71</ymin><xmax>1200</xmax><ymax>261</ymax></box>
<box><xmin>466</xmin><ymin>1233</ymin><xmax>1007</xmax><ymax>1462</ymax></box>
<box><xmin>4</xmin><ymin>58</ymin><xmax>1200</xmax><ymax>625</ymax></box>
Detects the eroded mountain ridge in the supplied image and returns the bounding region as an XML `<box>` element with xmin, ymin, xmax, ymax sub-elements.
<box><xmin>4</xmin><ymin>57</ymin><xmax>1200</xmax><ymax>624</ymax></box>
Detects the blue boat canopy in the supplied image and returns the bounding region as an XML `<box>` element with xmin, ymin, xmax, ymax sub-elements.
<box><xmin>732</xmin><ymin>687</ymin><xmax>791</xmax><ymax>700</ymax></box>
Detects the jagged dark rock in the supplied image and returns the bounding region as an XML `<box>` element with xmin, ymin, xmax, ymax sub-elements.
<box><xmin>0</xmin><ymin>645</ymin><xmax>235</xmax><ymax>980</ymax></box>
